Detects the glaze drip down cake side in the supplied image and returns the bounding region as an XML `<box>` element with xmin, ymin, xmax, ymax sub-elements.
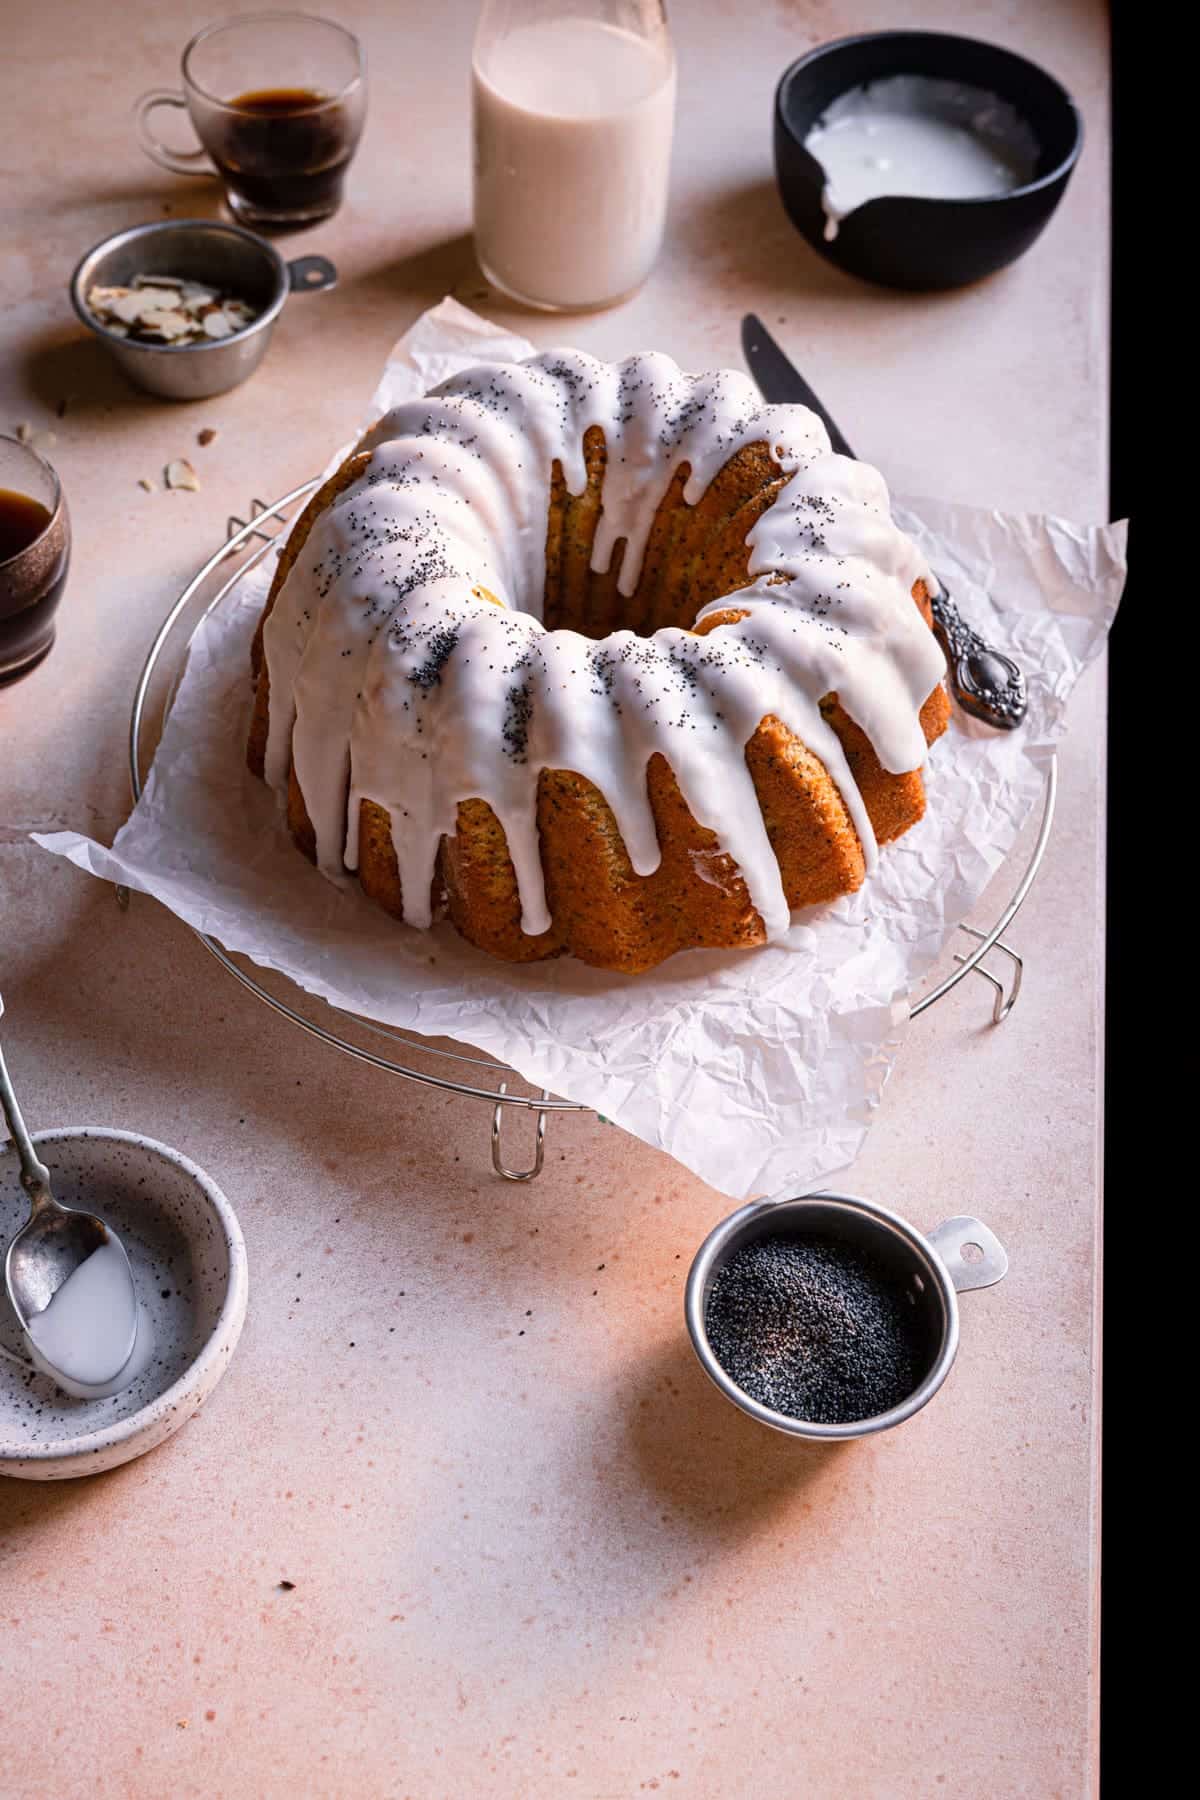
<box><xmin>246</xmin><ymin>349</ymin><xmax>950</xmax><ymax>972</ymax></box>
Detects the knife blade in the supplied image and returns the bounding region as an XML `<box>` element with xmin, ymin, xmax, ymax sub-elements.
<box><xmin>739</xmin><ymin>313</ymin><xmax>1027</xmax><ymax>731</ymax></box>
<box><xmin>740</xmin><ymin>314</ymin><xmax>857</xmax><ymax>459</ymax></box>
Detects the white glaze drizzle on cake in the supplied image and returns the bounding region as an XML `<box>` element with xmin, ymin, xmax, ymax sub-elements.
<box><xmin>260</xmin><ymin>350</ymin><xmax>945</xmax><ymax>941</ymax></box>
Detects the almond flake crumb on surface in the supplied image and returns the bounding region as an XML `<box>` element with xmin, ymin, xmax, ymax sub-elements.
<box><xmin>165</xmin><ymin>459</ymin><xmax>200</xmax><ymax>492</ymax></box>
<box><xmin>12</xmin><ymin>422</ymin><xmax>57</xmax><ymax>452</ymax></box>
<box><xmin>197</xmin><ymin>427</ymin><xmax>218</xmax><ymax>447</ymax></box>
<box><xmin>138</xmin><ymin>477</ymin><xmax>155</xmax><ymax>492</ymax></box>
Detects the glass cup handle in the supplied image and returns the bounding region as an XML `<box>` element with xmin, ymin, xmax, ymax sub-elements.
<box><xmin>135</xmin><ymin>89</ymin><xmax>212</xmax><ymax>177</ymax></box>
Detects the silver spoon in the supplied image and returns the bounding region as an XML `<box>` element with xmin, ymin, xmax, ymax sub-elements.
<box><xmin>0</xmin><ymin>994</ymin><xmax>138</xmax><ymax>1393</ymax></box>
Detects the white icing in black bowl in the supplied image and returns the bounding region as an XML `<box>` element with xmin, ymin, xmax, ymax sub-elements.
<box><xmin>774</xmin><ymin>31</ymin><xmax>1083</xmax><ymax>291</ymax></box>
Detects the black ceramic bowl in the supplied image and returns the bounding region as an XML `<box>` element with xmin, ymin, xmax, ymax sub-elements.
<box><xmin>774</xmin><ymin>31</ymin><xmax>1083</xmax><ymax>291</ymax></box>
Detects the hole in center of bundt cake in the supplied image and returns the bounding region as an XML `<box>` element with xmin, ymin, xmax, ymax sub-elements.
<box><xmin>539</xmin><ymin>434</ymin><xmax>787</xmax><ymax>641</ymax></box>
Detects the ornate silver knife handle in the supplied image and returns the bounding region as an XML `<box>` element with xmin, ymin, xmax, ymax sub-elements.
<box><xmin>928</xmin><ymin>585</ymin><xmax>1027</xmax><ymax>730</ymax></box>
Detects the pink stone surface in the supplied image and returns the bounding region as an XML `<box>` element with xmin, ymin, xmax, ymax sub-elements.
<box><xmin>0</xmin><ymin>1</ymin><xmax>1106</xmax><ymax>1793</ymax></box>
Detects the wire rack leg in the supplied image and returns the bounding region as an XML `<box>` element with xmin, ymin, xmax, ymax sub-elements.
<box><xmin>224</xmin><ymin>499</ymin><xmax>276</xmax><ymax>549</ymax></box>
<box><xmin>910</xmin><ymin>755</ymin><xmax>1054</xmax><ymax>1025</ymax></box>
<box><xmin>952</xmin><ymin>925</ymin><xmax>1024</xmax><ymax>1024</ymax></box>
<box><xmin>491</xmin><ymin>1083</ymin><xmax>548</xmax><ymax>1181</ymax></box>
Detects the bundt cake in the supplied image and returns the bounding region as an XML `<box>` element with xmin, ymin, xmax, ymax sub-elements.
<box><xmin>247</xmin><ymin>349</ymin><xmax>949</xmax><ymax>973</ymax></box>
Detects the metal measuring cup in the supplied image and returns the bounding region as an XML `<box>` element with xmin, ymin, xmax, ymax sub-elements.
<box><xmin>70</xmin><ymin>219</ymin><xmax>336</xmax><ymax>400</ymax></box>
<box><xmin>685</xmin><ymin>1191</ymin><xmax>1008</xmax><ymax>1442</ymax></box>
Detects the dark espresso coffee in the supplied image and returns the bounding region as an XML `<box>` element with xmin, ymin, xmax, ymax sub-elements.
<box><xmin>207</xmin><ymin>87</ymin><xmax>356</xmax><ymax>226</ymax></box>
<box><xmin>0</xmin><ymin>488</ymin><xmax>69</xmax><ymax>681</ymax></box>
<box><xmin>0</xmin><ymin>489</ymin><xmax>50</xmax><ymax>563</ymax></box>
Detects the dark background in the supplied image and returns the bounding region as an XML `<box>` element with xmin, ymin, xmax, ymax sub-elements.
<box><xmin>1105</xmin><ymin>0</ymin><xmax>1161</xmax><ymax>1781</ymax></box>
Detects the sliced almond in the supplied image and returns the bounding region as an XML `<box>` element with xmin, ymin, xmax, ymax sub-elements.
<box><xmin>135</xmin><ymin>285</ymin><xmax>186</xmax><ymax>310</ymax></box>
<box><xmin>99</xmin><ymin>290</ymin><xmax>141</xmax><ymax>324</ymax></box>
<box><xmin>86</xmin><ymin>285</ymin><xmax>129</xmax><ymax>309</ymax></box>
<box><xmin>197</xmin><ymin>427</ymin><xmax>218</xmax><ymax>447</ymax></box>
<box><xmin>202</xmin><ymin>310</ymin><xmax>233</xmax><ymax>340</ymax></box>
<box><xmin>139</xmin><ymin>309</ymin><xmax>191</xmax><ymax>339</ymax></box>
<box><xmin>14</xmin><ymin>421</ymin><xmax>32</xmax><ymax>443</ymax></box>
<box><xmin>109</xmin><ymin>287</ymin><xmax>180</xmax><ymax>324</ymax></box>
<box><xmin>165</xmin><ymin>458</ymin><xmax>200</xmax><ymax>492</ymax></box>
<box><xmin>138</xmin><ymin>477</ymin><xmax>156</xmax><ymax>492</ymax></box>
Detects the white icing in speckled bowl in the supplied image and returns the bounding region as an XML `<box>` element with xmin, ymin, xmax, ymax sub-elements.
<box><xmin>1</xmin><ymin>1129</ymin><xmax>248</xmax><ymax>1480</ymax></box>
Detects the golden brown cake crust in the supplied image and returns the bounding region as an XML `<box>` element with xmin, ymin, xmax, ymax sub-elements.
<box><xmin>248</xmin><ymin>430</ymin><xmax>949</xmax><ymax>973</ymax></box>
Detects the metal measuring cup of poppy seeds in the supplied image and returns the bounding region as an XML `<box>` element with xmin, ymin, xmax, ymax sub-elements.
<box><xmin>685</xmin><ymin>1192</ymin><xmax>1008</xmax><ymax>1441</ymax></box>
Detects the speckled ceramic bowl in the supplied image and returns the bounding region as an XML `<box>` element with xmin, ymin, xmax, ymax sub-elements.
<box><xmin>1</xmin><ymin>1129</ymin><xmax>247</xmax><ymax>1480</ymax></box>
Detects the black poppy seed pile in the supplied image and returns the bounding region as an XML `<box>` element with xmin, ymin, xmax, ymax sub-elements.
<box><xmin>704</xmin><ymin>1231</ymin><xmax>926</xmax><ymax>1424</ymax></box>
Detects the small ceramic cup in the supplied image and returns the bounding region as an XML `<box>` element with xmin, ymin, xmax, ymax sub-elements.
<box><xmin>685</xmin><ymin>1190</ymin><xmax>1007</xmax><ymax>1441</ymax></box>
<box><xmin>1</xmin><ymin>1128</ymin><xmax>248</xmax><ymax>1480</ymax></box>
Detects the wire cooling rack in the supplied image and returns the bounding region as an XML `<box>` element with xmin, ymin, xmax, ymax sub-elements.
<box><xmin>124</xmin><ymin>485</ymin><xmax>1057</xmax><ymax>1180</ymax></box>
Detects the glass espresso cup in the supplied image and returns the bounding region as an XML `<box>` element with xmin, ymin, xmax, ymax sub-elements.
<box><xmin>136</xmin><ymin>12</ymin><xmax>367</xmax><ymax>231</ymax></box>
<box><xmin>0</xmin><ymin>437</ymin><xmax>70</xmax><ymax>684</ymax></box>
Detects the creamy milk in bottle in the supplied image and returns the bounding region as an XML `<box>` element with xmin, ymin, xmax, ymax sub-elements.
<box><xmin>472</xmin><ymin>0</ymin><xmax>676</xmax><ymax>311</ymax></box>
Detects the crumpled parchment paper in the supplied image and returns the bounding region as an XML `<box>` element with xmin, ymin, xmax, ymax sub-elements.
<box><xmin>34</xmin><ymin>299</ymin><xmax>1127</xmax><ymax>1198</ymax></box>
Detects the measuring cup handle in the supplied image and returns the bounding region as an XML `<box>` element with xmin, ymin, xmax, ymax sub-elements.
<box><xmin>926</xmin><ymin>1216</ymin><xmax>1009</xmax><ymax>1293</ymax></box>
<box><xmin>287</xmin><ymin>256</ymin><xmax>339</xmax><ymax>294</ymax></box>
<box><xmin>135</xmin><ymin>89</ymin><xmax>212</xmax><ymax>177</ymax></box>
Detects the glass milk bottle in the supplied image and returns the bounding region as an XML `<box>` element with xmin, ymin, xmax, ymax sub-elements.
<box><xmin>472</xmin><ymin>0</ymin><xmax>676</xmax><ymax>311</ymax></box>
